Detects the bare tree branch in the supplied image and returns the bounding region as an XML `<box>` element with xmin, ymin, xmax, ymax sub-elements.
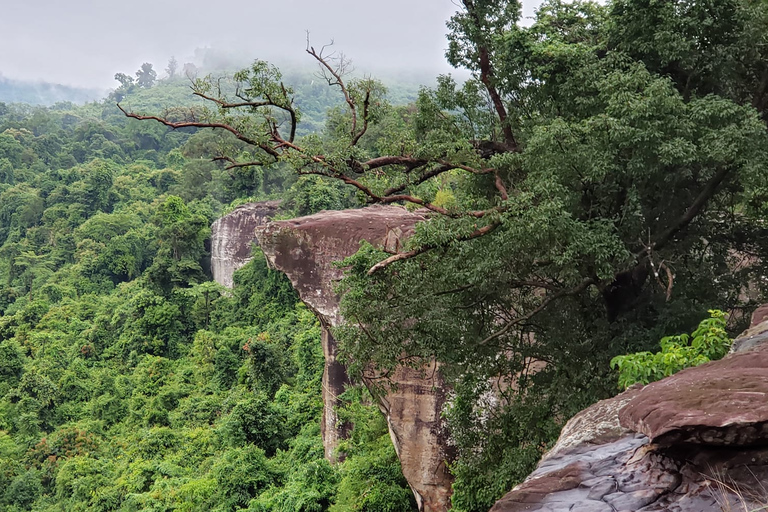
<box><xmin>117</xmin><ymin>104</ymin><xmax>281</xmax><ymax>159</ymax></box>
<box><xmin>306</xmin><ymin>37</ymin><xmax>358</xmax><ymax>138</ymax></box>
<box><xmin>193</xmin><ymin>90</ymin><xmax>273</xmax><ymax>110</ymax></box>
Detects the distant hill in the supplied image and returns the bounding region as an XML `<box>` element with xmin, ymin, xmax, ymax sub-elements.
<box><xmin>0</xmin><ymin>76</ymin><xmax>103</xmax><ymax>105</ymax></box>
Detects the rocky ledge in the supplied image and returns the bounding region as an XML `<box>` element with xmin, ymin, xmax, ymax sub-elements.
<box><xmin>210</xmin><ymin>201</ymin><xmax>281</xmax><ymax>288</ymax></box>
<box><xmin>255</xmin><ymin>205</ymin><xmax>454</xmax><ymax>512</ymax></box>
<box><xmin>491</xmin><ymin>308</ymin><xmax>768</xmax><ymax>512</ymax></box>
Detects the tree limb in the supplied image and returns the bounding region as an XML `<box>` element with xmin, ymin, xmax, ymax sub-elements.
<box><xmin>212</xmin><ymin>156</ymin><xmax>269</xmax><ymax>170</ymax></box>
<box><xmin>647</xmin><ymin>165</ymin><xmax>733</xmax><ymax>254</ymax></box>
<box><xmin>382</xmin><ymin>165</ymin><xmax>454</xmax><ymax>196</ymax></box>
<box><xmin>368</xmin><ymin>220</ymin><xmax>502</xmax><ymax>275</ymax></box>
<box><xmin>479</xmin><ymin>277</ymin><xmax>595</xmax><ymax>346</ymax></box>
<box><xmin>306</xmin><ymin>39</ymin><xmax>359</xmax><ymax>139</ymax></box>
<box><xmin>117</xmin><ymin>104</ymin><xmax>281</xmax><ymax>159</ymax></box>
<box><xmin>463</xmin><ymin>0</ymin><xmax>518</xmax><ymax>151</ymax></box>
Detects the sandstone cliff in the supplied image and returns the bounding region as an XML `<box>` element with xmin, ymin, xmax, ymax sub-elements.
<box><xmin>255</xmin><ymin>205</ymin><xmax>454</xmax><ymax>512</ymax></box>
<box><xmin>210</xmin><ymin>201</ymin><xmax>281</xmax><ymax>289</ymax></box>
<box><xmin>490</xmin><ymin>306</ymin><xmax>768</xmax><ymax>512</ymax></box>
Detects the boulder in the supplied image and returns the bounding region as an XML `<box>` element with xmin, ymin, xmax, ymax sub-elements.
<box><xmin>618</xmin><ymin>350</ymin><xmax>768</xmax><ymax>446</ymax></box>
<box><xmin>490</xmin><ymin>311</ymin><xmax>768</xmax><ymax>512</ymax></box>
<box><xmin>255</xmin><ymin>205</ymin><xmax>454</xmax><ymax>512</ymax></box>
<box><xmin>210</xmin><ymin>201</ymin><xmax>281</xmax><ymax>288</ymax></box>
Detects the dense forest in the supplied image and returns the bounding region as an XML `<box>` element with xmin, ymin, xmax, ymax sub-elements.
<box><xmin>3</xmin><ymin>0</ymin><xmax>768</xmax><ymax>510</ymax></box>
<box><xmin>0</xmin><ymin>61</ymin><xmax>418</xmax><ymax>511</ymax></box>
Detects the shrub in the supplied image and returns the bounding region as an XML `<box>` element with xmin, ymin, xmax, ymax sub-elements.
<box><xmin>611</xmin><ymin>310</ymin><xmax>732</xmax><ymax>389</ymax></box>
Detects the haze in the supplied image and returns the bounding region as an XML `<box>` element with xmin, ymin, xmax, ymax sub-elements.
<box><xmin>0</xmin><ymin>1</ymin><xmax>542</xmax><ymax>90</ymax></box>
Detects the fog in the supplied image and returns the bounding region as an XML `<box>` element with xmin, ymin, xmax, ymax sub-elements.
<box><xmin>0</xmin><ymin>1</ymin><xmax>543</xmax><ymax>90</ymax></box>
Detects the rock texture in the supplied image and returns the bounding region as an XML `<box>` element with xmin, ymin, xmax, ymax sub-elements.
<box><xmin>210</xmin><ymin>201</ymin><xmax>281</xmax><ymax>288</ymax></box>
<box><xmin>490</xmin><ymin>311</ymin><xmax>768</xmax><ymax>512</ymax></box>
<box><xmin>255</xmin><ymin>205</ymin><xmax>454</xmax><ymax>512</ymax></box>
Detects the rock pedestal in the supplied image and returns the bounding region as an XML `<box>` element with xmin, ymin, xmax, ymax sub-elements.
<box><xmin>210</xmin><ymin>201</ymin><xmax>281</xmax><ymax>288</ymax></box>
<box><xmin>490</xmin><ymin>311</ymin><xmax>768</xmax><ymax>512</ymax></box>
<box><xmin>255</xmin><ymin>205</ymin><xmax>454</xmax><ymax>512</ymax></box>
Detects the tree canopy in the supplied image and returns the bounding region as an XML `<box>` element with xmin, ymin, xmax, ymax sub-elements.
<box><xmin>0</xmin><ymin>60</ymin><xmax>420</xmax><ymax>511</ymax></box>
<box><xmin>0</xmin><ymin>0</ymin><xmax>766</xmax><ymax>507</ymax></box>
<box><xmin>121</xmin><ymin>0</ymin><xmax>768</xmax><ymax>508</ymax></box>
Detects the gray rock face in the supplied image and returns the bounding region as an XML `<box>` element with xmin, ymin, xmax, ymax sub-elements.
<box><xmin>210</xmin><ymin>201</ymin><xmax>281</xmax><ymax>288</ymax></box>
<box><xmin>255</xmin><ymin>205</ymin><xmax>454</xmax><ymax>512</ymax></box>
<box><xmin>490</xmin><ymin>313</ymin><xmax>768</xmax><ymax>512</ymax></box>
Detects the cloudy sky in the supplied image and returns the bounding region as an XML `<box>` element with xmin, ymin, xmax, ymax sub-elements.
<box><xmin>0</xmin><ymin>1</ymin><xmax>542</xmax><ymax>90</ymax></box>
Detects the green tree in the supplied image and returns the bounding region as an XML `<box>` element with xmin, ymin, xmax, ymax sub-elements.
<box><xmin>166</xmin><ymin>56</ymin><xmax>179</xmax><ymax>79</ymax></box>
<box><xmin>135</xmin><ymin>63</ymin><xmax>157</xmax><ymax>89</ymax></box>
<box><xmin>114</xmin><ymin>73</ymin><xmax>134</xmax><ymax>89</ymax></box>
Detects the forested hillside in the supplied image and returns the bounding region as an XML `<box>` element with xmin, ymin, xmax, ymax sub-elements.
<box><xmin>0</xmin><ymin>73</ymin><xmax>417</xmax><ymax>511</ymax></box>
<box><xmin>0</xmin><ymin>77</ymin><xmax>102</xmax><ymax>106</ymax></box>
<box><xmin>4</xmin><ymin>0</ymin><xmax>768</xmax><ymax>511</ymax></box>
<box><xmin>117</xmin><ymin>0</ymin><xmax>768</xmax><ymax>510</ymax></box>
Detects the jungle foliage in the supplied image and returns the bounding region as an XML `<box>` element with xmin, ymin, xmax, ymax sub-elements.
<box><xmin>0</xmin><ymin>75</ymin><xmax>416</xmax><ymax>511</ymax></box>
<box><xmin>611</xmin><ymin>309</ymin><xmax>732</xmax><ymax>389</ymax></box>
<box><xmin>4</xmin><ymin>0</ymin><xmax>768</xmax><ymax>510</ymax></box>
<box><xmin>120</xmin><ymin>0</ymin><xmax>768</xmax><ymax>510</ymax></box>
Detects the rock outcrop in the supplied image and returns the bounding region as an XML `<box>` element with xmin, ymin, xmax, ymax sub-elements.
<box><xmin>490</xmin><ymin>308</ymin><xmax>768</xmax><ymax>512</ymax></box>
<box><xmin>255</xmin><ymin>205</ymin><xmax>454</xmax><ymax>512</ymax></box>
<box><xmin>210</xmin><ymin>201</ymin><xmax>281</xmax><ymax>288</ymax></box>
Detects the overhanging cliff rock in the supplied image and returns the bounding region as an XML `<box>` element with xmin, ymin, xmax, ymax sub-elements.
<box><xmin>255</xmin><ymin>205</ymin><xmax>454</xmax><ymax>512</ymax></box>
<box><xmin>490</xmin><ymin>308</ymin><xmax>768</xmax><ymax>512</ymax></box>
<box><xmin>210</xmin><ymin>201</ymin><xmax>281</xmax><ymax>289</ymax></box>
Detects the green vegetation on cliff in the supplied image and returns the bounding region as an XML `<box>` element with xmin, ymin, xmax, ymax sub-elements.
<box><xmin>611</xmin><ymin>309</ymin><xmax>732</xmax><ymax>389</ymax></box>
<box><xmin>119</xmin><ymin>0</ymin><xmax>768</xmax><ymax>510</ymax></box>
<box><xmin>0</xmin><ymin>76</ymin><xmax>415</xmax><ymax>511</ymax></box>
<box><xmin>4</xmin><ymin>0</ymin><xmax>768</xmax><ymax>510</ymax></box>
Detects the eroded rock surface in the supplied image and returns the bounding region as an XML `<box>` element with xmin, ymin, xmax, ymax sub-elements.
<box><xmin>210</xmin><ymin>201</ymin><xmax>281</xmax><ymax>288</ymax></box>
<box><xmin>490</xmin><ymin>312</ymin><xmax>768</xmax><ymax>512</ymax></box>
<box><xmin>255</xmin><ymin>205</ymin><xmax>454</xmax><ymax>512</ymax></box>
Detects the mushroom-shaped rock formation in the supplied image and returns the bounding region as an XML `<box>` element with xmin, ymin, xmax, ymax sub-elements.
<box><xmin>255</xmin><ymin>205</ymin><xmax>454</xmax><ymax>512</ymax></box>
<box><xmin>210</xmin><ymin>201</ymin><xmax>281</xmax><ymax>288</ymax></box>
<box><xmin>490</xmin><ymin>309</ymin><xmax>768</xmax><ymax>512</ymax></box>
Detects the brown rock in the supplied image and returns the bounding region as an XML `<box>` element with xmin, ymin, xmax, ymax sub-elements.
<box><xmin>543</xmin><ymin>385</ymin><xmax>643</xmax><ymax>460</ymax></box>
<box><xmin>752</xmin><ymin>304</ymin><xmax>768</xmax><ymax>327</ymax></box>
<box><xmin>376</xmin><ymin>364</ymin><xmax>454</xmax><ymax>512</ymax></box>
<box><xmin>256</xmin><ymin>205</ymin><xmax>454</xmax><ymax>512</ymax></box>
<box><xmin>618</xmin><ymin>346</ymin><xmax>768</xmax><ymax>446</ymax></box>
<box><xmin>489</xmin><ymin>313</ymin><xmax>768</xmax><ymax>512</ymax></box>
<box><xmin>489</xmin><ymin>462</ymin><xmax>584</xmax><ymax>512</ymax></box>
<box><xmin>210</xmin><ymin>201</ymin><xmax>281</xmax><ymax>288</ymax></box>
<box><xmin>731</xmin><ymin>312</ymin><xmax>768</xmax><ymax>353</ymax></box>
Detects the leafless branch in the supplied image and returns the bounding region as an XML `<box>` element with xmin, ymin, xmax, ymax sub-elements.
<box><xmin>306</xmin><ymin>36</ymin><xmax>358</xmax><ymax>138</ymax></box>
<box><xmin>117</xmin><ymin>104</ymin><xmax>281</xmax><ymax>158</ymax></box>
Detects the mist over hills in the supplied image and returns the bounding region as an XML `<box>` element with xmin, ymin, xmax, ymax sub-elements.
<box><xmin>0</xmin><ymin>75</ymin><xmax>103</xmax><ymax>105</ymax></box>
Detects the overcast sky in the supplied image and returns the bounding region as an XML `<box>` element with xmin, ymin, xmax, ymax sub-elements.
<box><xmin>0</xmin><ymin>1</ymin><xmax>542</xmax><ymax>90</ymax></box>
